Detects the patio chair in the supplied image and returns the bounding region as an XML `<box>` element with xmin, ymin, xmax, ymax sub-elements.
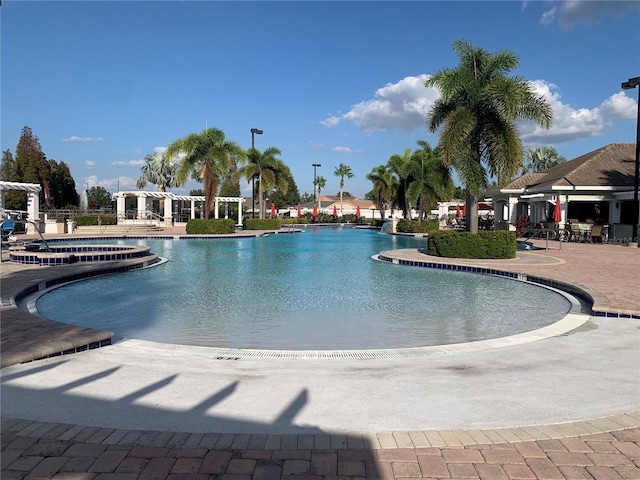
<box><xmin>1</xmin><ymin>218</ymin><xmax>15</xmax><ymax>241</ymax></box>
<box><xmin>588</xmin><ymin>225</ymin><xmax>604</xmax><ymax>244</ymax></box>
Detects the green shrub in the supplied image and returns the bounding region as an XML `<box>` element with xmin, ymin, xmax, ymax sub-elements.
<box><xmin>186</xmin><ymin>218</ymin><xmax>236</xmax><ymax>234</ymax></box>
<box><xmin>75</xmin><ymin>214</ymin><xmax>118</xmax><ymax>226</ymax></box>
<box><xmin>243</xmin><ymin>218</ymin><xmax>282</xmax><ymax>230</ymax></box>
<box><xmin>281</xmin><ymin>217</ymin><xmax>310</xmax><ymax>225</ymax></box>
<box><xmin>396</xmin><ymin>219</ymin><xmax>440</xmax><ymax>234</ymax></box>
<box><xmin>427</xmin><ymin>230</ymin><xmax>516</xmax><ymax>259</ymax></box>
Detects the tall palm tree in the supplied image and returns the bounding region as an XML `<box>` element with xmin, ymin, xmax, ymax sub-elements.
<box><xmin>406</xmin><ymin>140</ymin><xmax>454</xmax><ymax>221</ymax></box>
<box><xmin>366</xmin><ymin>165</ymin><xmax>395</xmax><ymax>221</ymax></box>
<box><xmin>387</xmin><ymin>148</ymin><xmax>413</xmax><ymax>219</ymax></box>
<box><xmin>523</xmin><ymin>145</ymin><xmax>566</xmax><ymax>173</ymax></box>
<box><xmin>315</xmin><ymin>175</ymin><xmax>326</xmax><ymax>210</ymax></box>
<box><xmin>333</xmin><ymin>163</ymin><xmax>354</xmax><ymax>215</ymax></box>
<box><xmin>136</xmin><ymin>150</ymin><xmax>180</xmax><ymax>192</ymax></box>
<box><xmin>165</xmin><ymin>128</ymin><xmax>246</xmax><ymax>218</ymax></box>
<box><xmin>239</xmin><ymin>146</ymin><xmax>288</xmax><ymax>219</ymax></box>
<box><xmin>425</xmin><ymin>40</ymin><xmax>552</xmax><ymax>232</ymax></box>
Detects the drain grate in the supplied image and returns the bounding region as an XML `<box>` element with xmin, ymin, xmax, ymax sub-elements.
<box><xmin>1</xmin><ymin>297</ymin><xmax>13</xmax><ymax>307</ymax></box>
<box><xmin>209</xmin><ymin>347</ymin><xmax>453</xmax><ymax>360</ymax></box>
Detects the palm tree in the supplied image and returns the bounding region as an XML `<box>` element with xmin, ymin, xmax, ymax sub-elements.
<box><xmin>333</xmin><ymin>163</ymin><xmax>354</xmax><ymax>215</ymax></box>
<box><xmin>366</xmin><ymin>165</ymin><xmax>395</xmax><ymax>221</ymax></box>
<box><xmin>387</xmin><ymin>148</ymin><xmax>413</xmax><ymax>219</ymax></box>
<box><xmin>136</xmin><ymin>150</ymin><xmax>179</xmax><ymax>192</ymax></box>
<box><xmin>315</xmin><ymin>175</ymin><xmax>326</xmax><ymax>210</ymax></box>
<box><xmin>523</xmin><ymin>146</ymin><xmax>566</xmax><ymax>173</ymax></box>
<box><xmin>406</xmin><ymin>140</ymin><xmax>454</xmax><ymax>221</ymax></box>
<box><xmin>239</xmin><ymin>147</ymin><xmax>289</xmax><ymax>218</ymax></box>
<box><xmin>165</xmin><ymin>128</ymin><xmax>246</xmax><ymax>218</ymax></box>
<box><xmin>425</xmin><ymin>40</ymin><xmax>552</xmax><ymax>232</ymax></box>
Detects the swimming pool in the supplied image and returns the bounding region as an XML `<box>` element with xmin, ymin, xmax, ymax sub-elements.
<box><xmin>35</xmin><ymin>226</ymin><xmax>572</xmax><ymax>350</ymax></box>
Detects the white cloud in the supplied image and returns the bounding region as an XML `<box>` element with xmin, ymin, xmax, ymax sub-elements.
<box><xmin>320</xmin><ymin>116</ymin><xmax>341</xmax><ymax>128</ymax></box>
<box><xmin>111</xmin><ymin>159</ymin><xmax>146</xmax><ymax>167</ymax></box>
<box><xmin>89</xmin><ymin>176</ymin><xmax>136</xmax><ymax>191</ymax></box>
<box><xmin>519</xmin><ymin>80</ymin><xmax>622</xmax><ymax>143</ymax></box>
<box><xmin>324</xmin><ymin>74</ymin><xmax>439</xmax><ymax>133</ymax></box>
<box><xmin>85</xmin><ymin>160</ymin><xmax>96</xmax><ymax>168</ymax></box>
<box><xmin>541</xmin><ymin>1</ymin><xmax>638</xmax><ymax>29</ymax></box>
<box><xmin>600</xmin><ymin>91</ymin><xmax>638</xmax><ymax>121</ymax></box>
<box><xmin>332</xmin><ymin>146</ymin><xmax>361</xmax><ymax>153</ymax></box>
<box><xmin>63</xmin><ymin>136</ymin><xmax>104</xmax><ymax>142</ymax></box>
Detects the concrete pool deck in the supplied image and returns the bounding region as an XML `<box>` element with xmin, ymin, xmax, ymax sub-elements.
<box><xmin>1</xmin><ymin>227</ymin><xmax>639</xmax><ymax>479</ymax></box>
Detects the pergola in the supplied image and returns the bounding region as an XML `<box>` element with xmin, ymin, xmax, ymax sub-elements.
<box><xmin>114</xmin><ymin>191</ymin><xmax>245</xmax><ymax>226</ymax></box>
<box><xmin>0</xmin><ymin>181</ymin><xmax>42</xmax><ymax>233</ymax></box>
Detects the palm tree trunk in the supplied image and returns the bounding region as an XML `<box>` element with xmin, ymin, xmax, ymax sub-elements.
<box><xmin>339</xmin><ymin>178</ymin><xmax>344</xmax><ymax>215</ymax></box>
<box><xmin>466</xmin><ymin>191</ymin><xmax>479</xmax><ymax>233</ymax></box>
<box><xmin>258</xmin><ymin>176</ymin><xmax>264</xmax><ymax>219</ymax></box>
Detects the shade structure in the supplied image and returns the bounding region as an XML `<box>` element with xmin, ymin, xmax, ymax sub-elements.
<box><xmin>553</xmin><ymin>196</ymin><xmax>562</xmax><ymax>223</ymax></box>
<box><xmin>312</xmin><ymin>205</ymin><xmax>317</xmax><ymax>217</ymax></box>
<box><xmin>297</xmin><ymin>204</ymin><xmax>301</xmax><ymax>217</ymax></box>
<box><xmin>271</xmin><ymin>204</ymin><xmax>276</xmax><ymax>217</ymax></box>
<box><xmin>456</xmin><ymin>204</ymin><xmax>461</xmax><ymax>217</ymax></box>
<box><xmin>332</xmin><ymin>205</ymin><xmax>337</xmax><ymax>216</ymax></box>
<box><xmin>356</xmin><ymin>205</ymin><xmax>361</xmax><ymax>216</ymax></box>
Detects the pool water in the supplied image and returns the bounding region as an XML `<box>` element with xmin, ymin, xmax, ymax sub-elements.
<box><xmin>36</xmin><ymin>226</ymin><xmax>572</xmax><ymax>350</ymax></box>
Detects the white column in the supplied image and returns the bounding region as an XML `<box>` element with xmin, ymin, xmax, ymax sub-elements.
<box><xmin>116</xmin><ymin>194</ymin><xmax>126</xmax><ymax>222</ymax></box>
<box><xmin>26</xmin><ymin>191</ymin><xmax>40</xmax><ymax>234</ymax></box>
<box><xmin>214</xmin><ymin>198</ymin><xmax>219</xmax><ymax>219</ymax></box>
<box><xmin>190</xmin><ymin>200</ymin><xmax>195</xmax><ymax>219</ymax></box>
<box><xmin>237</xmin><ymin>199</ymin><xmax>242</xmax><ymax>225</ymax></box>
<box><xmin>137</xmin><ymin>195</ymin><xmax>146</xmax><ymax>219</ymax></box>
<box><xmin>164</xmin><ymin>195</ymin><xmax>173</xmax><ymax>227</ymax></box>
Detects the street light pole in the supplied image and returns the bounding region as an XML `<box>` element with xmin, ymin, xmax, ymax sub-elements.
<box><xmin>250</xmin><ymin>128</ymin><xmax>263</xmax><ymax>218</ymax></box>
<box><xmin>312</xmin><ymin>163</ymin><xmax>321</xmax><ymax>207</ymax></box>
<box><xmin>622</xmin><ymin>77</ymin><xmax>640</xmax><ymax>245</ymax></box>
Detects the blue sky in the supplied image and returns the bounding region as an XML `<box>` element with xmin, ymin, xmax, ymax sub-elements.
<box><xmin>2</xmin><ymin>1</ymin><xmax>639</xmax><ymax>199</ymax></box>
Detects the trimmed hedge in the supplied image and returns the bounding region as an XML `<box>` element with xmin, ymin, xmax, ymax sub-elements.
<box><xmin>186</xmin><ymin>218</ymin><xmax>236</xmax><ymax>234</ymax></box>
<box><xmin>427</xmin><ymin>230</ymin><xmax>516</xmax><ymax>259</ymax></box>
<box><xmin>243</xmin><ymin>218</ymin><xmax>282</xmax><ymax>230</ymax></box>
<box><xmin>396</xmin><ymin>219</ymin><xmax>440</xmax><ymax>234</ymax></box>
<box><xmin>75</xmin><ymin>215</ymin><xmax>117</xmax><ymax>226</ymax></box>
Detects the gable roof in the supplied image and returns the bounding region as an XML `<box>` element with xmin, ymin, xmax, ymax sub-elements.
<box><xmin>497</xmin><ymin>143</ymin><xmax>635</xmax><ymax>192</ymax></box>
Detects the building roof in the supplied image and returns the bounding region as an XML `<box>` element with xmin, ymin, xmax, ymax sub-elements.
<box><xmin>494</xmin><ymin>143</ymin><xmax>636</xmax><ymax>193</ymax></box>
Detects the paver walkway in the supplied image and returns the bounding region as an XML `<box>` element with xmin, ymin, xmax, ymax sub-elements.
<box><xmin>2</xmin><ymin>227</ymin><xmax>639</xmax><ymax>479</ymax></box>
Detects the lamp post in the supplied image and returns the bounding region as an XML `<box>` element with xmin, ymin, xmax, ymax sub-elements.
<box><xmin>622</xmin><ymin>77</ymin><xmax>640</xmax><ymax>245</ymax></box>
<box><xmin>250</xmin><ymin>128</ymin><xmax>263</xmax><ymax>218</ymax></box>
<box><xmin>312</xmin><ymin>163</ymin><xmax>321</xmax><ymax>207</ymax></box>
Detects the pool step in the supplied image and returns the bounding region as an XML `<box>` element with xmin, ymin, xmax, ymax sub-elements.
<box><xmin>75</xmin><ymin>224</ymin><xmax>163</xmax><ymax>234</ymax></box>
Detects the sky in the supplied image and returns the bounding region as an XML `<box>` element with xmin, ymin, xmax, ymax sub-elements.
<box><xmin>2</xmin><ymin>0</ymin><xmax>639</xmax><ymax>200</ymax></box>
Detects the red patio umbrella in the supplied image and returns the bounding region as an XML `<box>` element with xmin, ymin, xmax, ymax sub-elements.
<box><xmin>332</xmin><ymin>205</ymin><xmax>337</xmax><ymax>216</ymax></box>
<box><xmin>462</xmin><ymin>203</ymin><xmax>467</xmax><ymax>217</ymax></box>
<box><xmin>297</xmin><ymin>204</ymin><xmax>302</xmax><ymax>217</ymax></box>
<box><xmin>312</xmin><ymin>205</ymin><xmax>317</xmax><ymax>217</ymax></box>
<box><xmin>456</xmin><ymin>204</ymin><xmax>461</xmax><ymax>217</ymax></box>
<box><xmin>271</xmin><ymin>203</ymin><xmax>276</xmax><ymax>217</ymax></box>
<box><xmin>553</xmin><ymin>196</ymin><xmax>562</xmax><ymax>223</ymax></box>
<box><xmin>356</xmin><ymin>205</ymin><xmax>361</xmax><ymax>216</ymax></box>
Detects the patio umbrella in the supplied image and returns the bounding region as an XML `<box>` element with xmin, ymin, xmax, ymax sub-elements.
<box><xmin>312</xmin><ymin>205</ymin><xmax>317</xmax><ymax>217</ymax></box>
<box><xmin>271</xmin><ymin>203</ymin><xmax>276</xmax><ymax>217</ymax></box>
<box><xmin>297</xmin><ymin>204</ymin><xmax>301</xmax><ymax>217</ymax></box>
<box><xmin>332</xmin><ymin>205</ymin><xmax>337</xmax><ymax>216</ymax></box>
<box><xmin>456</xmin><ymin>204</ymin><xmax>461</xmax><ymax>217</ymax></box>
<box><xmin>356</xmin><ymin>205</ymin><xmax>361</xmax><ymax>216</ymax></box>
<box><xmin>553</xmin><ymin>196</ymin><xmax>562</xmax><ymax>223</ymax></box>
<box><xmin>462</xmin><ymin>203</ymin><xmax>467</xmax><ymax>217</ymax></box>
